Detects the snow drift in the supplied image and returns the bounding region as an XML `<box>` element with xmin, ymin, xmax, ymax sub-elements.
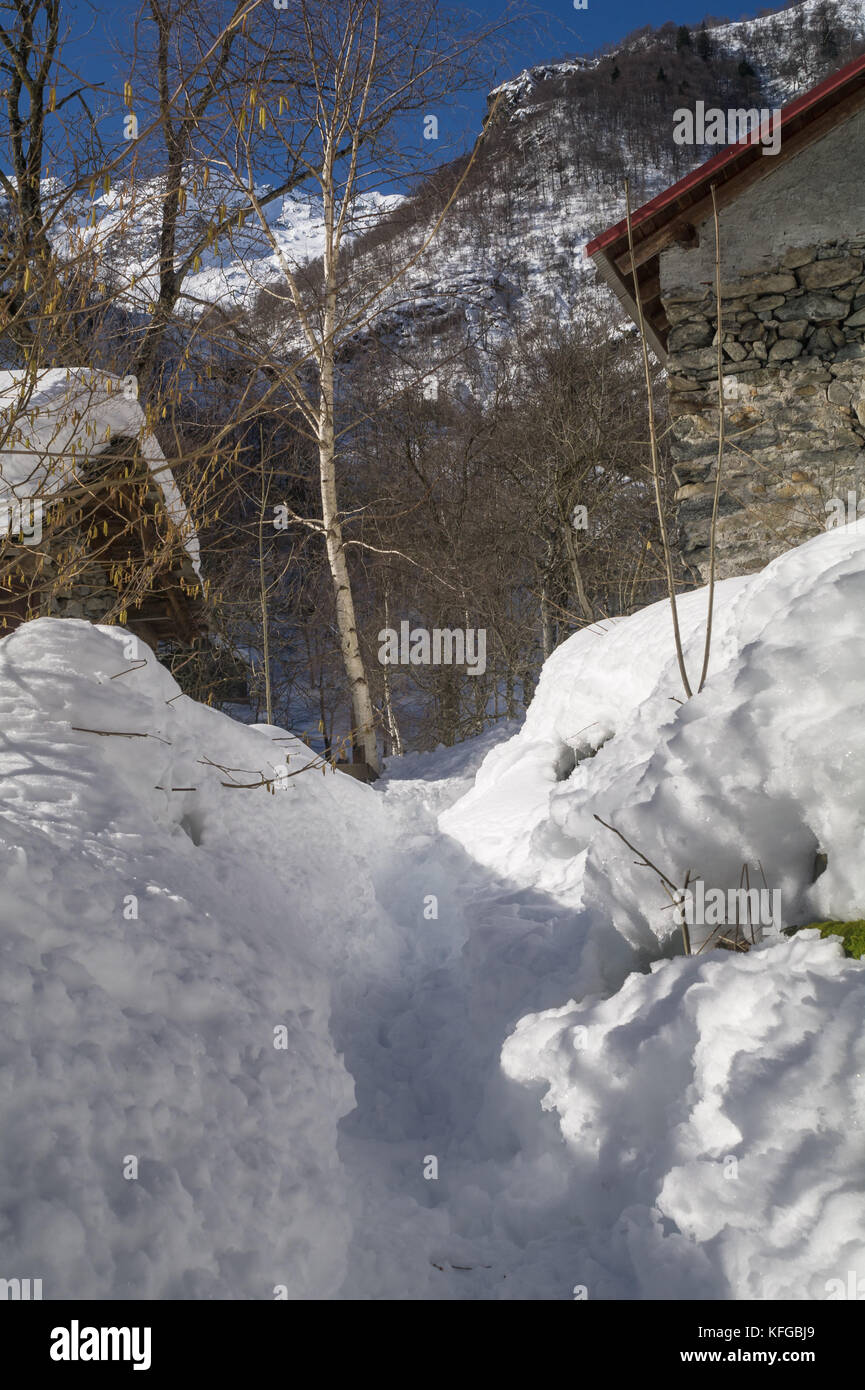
<box><xmin>3</xmin><ymin>520</ymin><xmax>865</xmax><ymax>1302</ymax></box>
<box><xmin>442</xmin><ymin>521</ymin><xmax>865</xmax><ymax>983</ymax></box>
<box><xmin>503</xmin><ymin>932</ymin><xmax>865</xmax><ymax>1299</ymax></box>
<box><xmin>0</xmin><ymin>617</ymin><xmax>388</xmax><ymax>1299</ymax></box>
<box><xmin>442</xmin><ymin>520</ymin><xmax>865</xmax><ymax>1297</ymax></box>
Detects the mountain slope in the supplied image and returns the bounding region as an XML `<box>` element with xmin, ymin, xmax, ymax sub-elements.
<box><xmin>33</xmin><ymin>2</ymin><xmax>865</xmax><ymax>394</ymax></box>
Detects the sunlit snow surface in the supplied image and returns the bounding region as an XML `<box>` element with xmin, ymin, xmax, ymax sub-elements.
<box><xmin>1</xmin><ymin>521</ymin><xmax>864</xmax><ymax>1298</ymax></box>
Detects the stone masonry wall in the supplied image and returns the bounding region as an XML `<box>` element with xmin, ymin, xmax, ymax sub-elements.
<box><xmin>664</xmin><ymin>238</ymin><xmax>865</xmax><ymax>579</ymax></box>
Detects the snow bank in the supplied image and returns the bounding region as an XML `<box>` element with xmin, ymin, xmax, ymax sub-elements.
<box><xmin>5</xmin><ymin>515</ymin><xmax>865</xmax><ymax>1302</ymax></box>
<box><xmin>503</xmin><ymin>932</ymin><xmax>865</xmax><ymax>1299</ymax></box>
<box><xmin>440</xmin><ymin>579</ymin><xmax>750</xmax><ymax>894</ymax></box>
<box><xmin>441</xmin><ymin>521</ymin><xmax>865</xmax><ymax>1297</ymax></box>
<box><xmin>0</xmin><ymin>618</ymin><xmax>388</xmax><ymax>1299</ymax></box>
<box><xmin>443</xmin><ymin>523</ymin><xmax>865</xmax><ymax>980</ymax></box>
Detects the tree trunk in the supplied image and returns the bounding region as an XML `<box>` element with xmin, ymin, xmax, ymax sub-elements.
<box><xmin>318</xmin><ymin>170</ymin><xmax>379</xmax><ymax>775</ymax></box>
<box><xmin>562</xmin><ymin>523</ymin><xmax>594</xmax><ymax>623</ymax></box>
<box><xmin>381</xmin><ymin>587</ymin><xmax>403</xmax><ymax>757</ymax></box>
<box><xmin>540</xmin><ymin>575</ymin><xmax>554</xmax><ymax>659</ymax></box>
<box><xmin>257</xmin><ymin>425</ymin><xmax>273</xmax><ymax>725</ymax></box>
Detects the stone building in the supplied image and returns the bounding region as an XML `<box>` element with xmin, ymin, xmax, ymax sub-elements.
<box><xmin>586</xmin><ymin>52</ymin><xmax>865</xmax><ymax>580</ymax></box>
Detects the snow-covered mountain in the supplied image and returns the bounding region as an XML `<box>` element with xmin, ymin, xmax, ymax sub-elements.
<box><xmin>344</xmin><ymin>0</ymin><xmax>865</xmax><ymax>360</ymax></box>
<box><xmin>54</xmin><ymin>175</ymin><xmax>403</xmax><ymax>316</ymax></box>
<box><xmin>282</xmin><ymin>0</ymin><xmax>865</xmax><ymax>384</ymax></box>
<box><xmin>42</xmin><ymin>0</ymin><xmax>865</xmax><ymax>392</ymax></box>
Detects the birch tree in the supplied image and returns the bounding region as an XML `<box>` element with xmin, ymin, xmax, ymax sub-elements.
<box><xmin>197</xmin><ymin>0</ymin><xmax>497</xmax><ymax>773</ymax></box>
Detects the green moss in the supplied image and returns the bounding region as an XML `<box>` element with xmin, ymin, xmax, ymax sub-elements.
<box><xmin>797</xmin><ymin>920</ymin><xmax>865</xmax><ymax>960</ymax></box>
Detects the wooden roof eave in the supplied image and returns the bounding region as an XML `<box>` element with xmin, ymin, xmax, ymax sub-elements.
<box><xmin>594</xmin><ymin>247</ymin><xmax>668</xmax><ymax>365</ymax></box>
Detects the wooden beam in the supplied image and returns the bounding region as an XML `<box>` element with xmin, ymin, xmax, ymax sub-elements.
<box><xmin>593</xmin><ymin>249</ymin><xmax>668</xmax><ymax>364</ymax></box>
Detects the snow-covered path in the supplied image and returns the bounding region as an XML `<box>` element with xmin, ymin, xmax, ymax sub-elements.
<box><xmin>331</xmin><ymin>739</ymin><xmax>635</xmax><ymax>1300</ymax></box>
<box><xmin>331</xmin><ymin>708</ymin><xmax>865</xmax><ymax>1303</ymax></box>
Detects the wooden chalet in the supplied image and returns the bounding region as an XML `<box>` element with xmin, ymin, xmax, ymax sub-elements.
<box><xmin>0</xmin><ymin>368</ymin><xmax>205</xmax><ymax>651</ymax></box>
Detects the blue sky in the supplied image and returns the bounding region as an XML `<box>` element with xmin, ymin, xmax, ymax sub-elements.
<box><xmin>61</xmin><ymin>1</ymin><xmax>780</xmax><ymax>70</ymax></box>
<box><xmin>476</xmin><ymin>0</ymin><xmax>764</xmax><ymax>63</ymax></box>
<box><xmin>59</xmin><ymin>1</ymin><xmax>784</xmax><ymax>98</ymax></box>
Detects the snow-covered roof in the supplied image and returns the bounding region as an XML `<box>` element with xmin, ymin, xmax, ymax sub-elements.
<box><xmin>0</xmin><ymin>367</ymin><xmax>200</xmax><ymax>575</ymax></box>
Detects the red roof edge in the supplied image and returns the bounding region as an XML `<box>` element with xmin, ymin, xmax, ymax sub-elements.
<box><xmin>584</xmin><ymin>51</ymin><xmax>865</xmax><ymax>259</ymax></box>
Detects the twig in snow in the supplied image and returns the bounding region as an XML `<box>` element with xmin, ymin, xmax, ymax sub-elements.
<box><xmin>593</xmin><ymin>813</ymin><xmax>691</xmax><ymax>954</ymax></box>
<box><xmin>71</xmin><ymin>726</ymin><xmax>172</xmax><ymax>744</ymax></box>
<box><xmin>625</xmin><ymin>178</ymin><xmax>693</xmax><ymax>701</ymax></box>
<box><xmin>110</xmin><ymin>661</ymin><xmax>149</xmax><ymax>680</ymax></box>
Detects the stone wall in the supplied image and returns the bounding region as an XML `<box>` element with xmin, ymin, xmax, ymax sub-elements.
<box><xmin>664</xmin><ymin>238</ymin><xmax>865</xmax><ymax>578</ymax></box>
<box><xmin>656</xmin><ymin>102</ymin><xmax>865</xmax><ymax>579</ymax></box>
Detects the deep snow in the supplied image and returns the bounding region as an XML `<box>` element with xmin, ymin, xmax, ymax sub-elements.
<box><xmin>0</xmin><ymin>619</ymin><xmax>368</xmax><ymax>1297</ymax></box>
<box><xmin>1</xmin><ymin>520</ymin><xmax>864</xmax><ymax>1300</ymax></box>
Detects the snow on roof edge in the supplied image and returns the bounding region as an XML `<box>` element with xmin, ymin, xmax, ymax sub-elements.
<box><xmin>0</xmin><ymin>367</ymin><xmax>201</xmax><ymax>577</ymax></box>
